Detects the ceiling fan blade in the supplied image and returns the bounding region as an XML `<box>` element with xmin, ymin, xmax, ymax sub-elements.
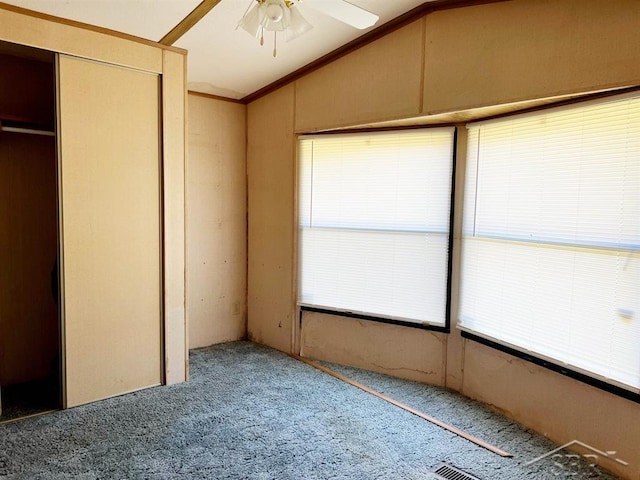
<box><xmin>302</xmin><ymin>0</ymin><xmax>379</xmax><ymax>30</ymax></box>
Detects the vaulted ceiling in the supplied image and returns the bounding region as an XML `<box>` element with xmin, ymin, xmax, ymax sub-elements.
<box><xmin>2</xmin><ymin>0</ymin><xmax>434</xmax><ymax>100</ymax></box>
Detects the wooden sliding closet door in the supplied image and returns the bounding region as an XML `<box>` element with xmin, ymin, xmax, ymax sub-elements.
<box><xmin>58</xmin><ymin>55</ymin><xmax>162</xmax><ymax>407</ymax></box>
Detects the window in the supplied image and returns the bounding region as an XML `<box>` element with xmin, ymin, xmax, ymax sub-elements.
<box><xmin>297</xmin><ymin>128</ymin><xmax>455</xmax><ymax>327</ymax></box>
<box><xmin>459</xmin><ymin>92</ymin><xmax>640</xmax><ymax>394</ymax></box>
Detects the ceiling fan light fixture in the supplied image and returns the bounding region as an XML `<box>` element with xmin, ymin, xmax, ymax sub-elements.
<box><xmin>239</xmin><ymin>0</ymin><xmax>380</xmax><ymax>54</ymax></box>
<box><xmin>285</xmin><ymin>5</ymin><xmax>314</xmax><ymax>42</ymax></box>
<box><xmin>260</xmin><ymin>0</ymin><xmax>291</xmax><ymax>32</ymax></box>
<box><xmin>238</xmin><ymin>0</ymin><xmax>312</xmax><ymax>55</ymax></box>
<box><xmin>238</xmin><ymin>2</ymin><xmax>262</xmax><ymax>38</ymax></box>
<box><xmin>265</xmin><ymin>3</ymin><xmax>284</xmax><ymax>22</ymax></box>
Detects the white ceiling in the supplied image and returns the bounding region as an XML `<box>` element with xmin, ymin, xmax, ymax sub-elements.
<box><xmin>3</xmin><ymin>0</ymin><xmax>429</xmax><ymax>100</ymax></box>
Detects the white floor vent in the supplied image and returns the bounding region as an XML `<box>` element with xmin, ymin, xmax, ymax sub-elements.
<box><xmin>432</xmin><ymin>463</ymin><xmax>481</xmax><ymax>480</ymax></box>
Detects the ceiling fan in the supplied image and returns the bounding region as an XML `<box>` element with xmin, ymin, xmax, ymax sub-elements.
<box><xmin>237</xmin><ymin>0</ymin><xmax>379</xmax><ymax>57</ymax></box>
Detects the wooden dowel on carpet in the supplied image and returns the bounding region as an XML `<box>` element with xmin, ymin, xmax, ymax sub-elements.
<box><xmin>291</xmin><ymin>354</ymin><xmax>513</xmax><ymax>458</ymax></box>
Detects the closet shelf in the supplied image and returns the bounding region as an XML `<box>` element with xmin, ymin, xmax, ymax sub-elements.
<box><xmin>1</xmin><ymin>125</ymin><xmax>55</xmax><ymax>136</ymax></box>
<box><xmin>0</xmin><ymin>117</ymin><xmax>55</xmax><ymax>137</ymax></box>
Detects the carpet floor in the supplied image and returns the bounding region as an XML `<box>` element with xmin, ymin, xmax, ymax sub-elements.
<box><xmin>0</xmin><ymin>341</ymin><xmax>621</xmax><ymax>479</ymax></box>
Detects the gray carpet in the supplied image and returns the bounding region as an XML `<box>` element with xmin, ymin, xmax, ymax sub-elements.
<box><xmin>0</xmin><ymin>341</ymin><xmax>621</xmax><ymax>479</ymax></box>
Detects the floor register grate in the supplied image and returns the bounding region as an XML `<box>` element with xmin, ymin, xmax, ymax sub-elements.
<box><xmin>431</xmin><ymin>463</ymin><xmax>481</xmax><ymax>480</ymax></box>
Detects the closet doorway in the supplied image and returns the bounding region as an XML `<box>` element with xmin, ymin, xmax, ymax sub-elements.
<box><xmin>0</xmin><ymin>41</ymin><xmax>60</xmax><ymax>422</ymax></box>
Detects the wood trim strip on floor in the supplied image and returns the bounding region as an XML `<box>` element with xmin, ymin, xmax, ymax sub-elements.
<box><xmin>291</xmin><ymin>354</ymin><xmax>513</xmax><ymax>458</ymax></box>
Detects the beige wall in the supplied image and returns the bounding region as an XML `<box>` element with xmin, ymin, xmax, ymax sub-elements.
<box><xmin>247</xmin><ymin>84</ymin><xmax>296</xmax><ymax>353</ymax></box>
<box><xmin>246</xmin><ymin>1</ymin><xmax>640</xmax><ymax>478</ymax></box>
<box><xmin>462</xmin><ymin>341</ymin><xmax>640</xmax><ymax>478</ymax></box>
<box><xmin>301</xmin><ymin>312</ymin><xmax>446</xmax><ymax>385</ymax></box>
<box><xmin>295</xmin><ymin>19</ymin><xmax>424</xmax><ymax>132</ymax></box>
<box><xmin>423</xmin><ymin>0</ymin><xmax>640</xmax><ymax>114</ymax></box>
<box><xmin>187</xmin><ymin>93</ymin><xmax>247</xmax><ymax>348</ymax></box>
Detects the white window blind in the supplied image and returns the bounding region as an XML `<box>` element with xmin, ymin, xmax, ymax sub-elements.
<box><xmin>298</xmin><ymin>128</ymin><xmax>455</xmax><ymax>326</ymax></box>
<box><xmin>460</xmin><ymin>92</ymin><xmax>640</xmax><ymax>392</ymax></box>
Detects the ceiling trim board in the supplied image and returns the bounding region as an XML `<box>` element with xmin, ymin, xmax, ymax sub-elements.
<box><xmin>445</xmin><ymin>85</ymin><xmax>640</xmax><ymax>127</ymax></box>
<box><xmin>323</xmin><ymin>87</ymin><xmax>640</xmax><ymax>132</ymax></box>
<box><xmin>188</xmin><ymin>90</ymin><xmax>245</xmax><ymax>104</ymax></box>
<box><xmin>0</xmin><ymin>1</ymin><xmax>187</xmax><ymax>54</ymax></box>
<box><xmin>159</xmin><ymin>0</ymin><xmax>223</xmax><ymax>46</ymax></box>
<box><xmin>241</xmin><ymin>0</ymin><xmax>510</xmax><ymax>104</ymax></box>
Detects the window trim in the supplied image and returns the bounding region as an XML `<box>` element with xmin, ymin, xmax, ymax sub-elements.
<box><xmin>301</xmin><ymin>306</ymin><xmax>451</xmax><ymax>333</ymax></box>
<box><xmin>295</xmin><ymin>127</ymin><xmax>458</xmax><ymax>332</ymax></box>
<box><xmin>461</xmin><ymin>330</ymin><xmax>640</xmax><ymax>404</ymax></box>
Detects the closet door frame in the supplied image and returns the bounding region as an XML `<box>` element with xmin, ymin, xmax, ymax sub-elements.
<box><xmin>0</xmin><ymin>3</ymin><xmax>188</xmax><ymax>402</ymax></box>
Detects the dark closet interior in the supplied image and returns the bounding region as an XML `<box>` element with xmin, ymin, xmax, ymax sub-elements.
<box><xmin>0</xmin><ymin>41</ymin><xmax>60</xmax><ymax>422</ymax></box>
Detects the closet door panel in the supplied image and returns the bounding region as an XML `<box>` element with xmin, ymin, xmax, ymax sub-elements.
<box><xmin>58</xmin><ymin>55</ymin><xmax>161</xmax><ymax>407</ymax></box>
